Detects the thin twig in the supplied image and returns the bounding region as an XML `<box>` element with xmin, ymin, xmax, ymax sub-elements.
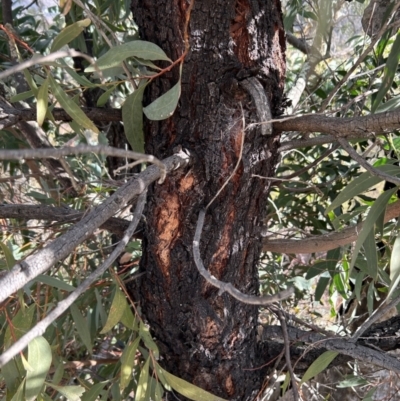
<box><xmin>271</xmin><ymin>307</ymin><xmax>300</xmax><ymax>401</ymax></box>
<box><xmin>0</xmin><ymin>191</ymin><xmax>147</xmax><ymax>368</ymax></box>
<box><xmin>0</xmin><ymin>145</ymin><xmax>166</xmax><ymax>183</ymax></box>
<box><xmin>193</xmin><ymin>210</ymin><xmax>294</xmax><ymax>305</ymax></box>
<box><xmin>337</xmin><ymin>137</ymin><xmax>400</xmax><ymax>186</ymax></box>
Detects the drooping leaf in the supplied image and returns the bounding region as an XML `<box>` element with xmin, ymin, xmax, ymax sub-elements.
<box><xmin>35</xmin><ymin>274</ymin><xmax>75</xmax><ymax>292</ymax></box>
<box><xmin>97</xmin><ymin>84</ymin><xmax>117</xmax><ymax>107</ymax></box>
<box><xmin>100</xmin><ymin>287</ymin><xmax>128</xmax><ymax>333</ymax></box>
<box><xmin>51</xmin><ymin>19</ymin><xmax>91</xmax><ymax>52</ymax></box>
<box><xmin>49</xmin><ymin>75</ymin><xmax>99</xmax><ymax>133</ymax></box>
<box><xmin>388</xmin><ymin>235</ymin><xmax>400</xmax><ymax>298</ymax></box>
<box><xmin>315</xmin><ymin>274</ymin><xmax>330</xmax><ymax>302</ymax></box>
<box><xmin>0</xmin><ymin>242</ymin><xmax>16</xmax><ymax>269</ymax></box>
<box><xmin>10</xmin><ymin>377</ymin><xmax>25</xmax><ymax>401</ymax></box>
<box><xmin>46</xmin><ymin>383</ymin><xmax>85</xmax><ymax>401</ymax></box>
<box><xmin>362</xmin><ymin>229</ymin><xmax>378</xmax><ymax>279</ymax></box>
<box><xmin>85</xmin><ymin>40</ymin><xmax>171</xmax><ymax>72</ymax></box>
<box><xmin>372</xmin><ymin>31</ymin><xmax>400</xmax><ymax>113</ymax></box>
<box><xmin>143</xmin><ymin>80</ymin><xmax>181</xmax><ymax>121</ymax></box>
<box><xmin>135</xmin><ymin>357</ymin><xmax>150</xmax><ymax>401</ymax></box>
<box><xmin>37</xmin><ymin>76</ymin><xmax>49</xmax><ymax>127</ymax></box>
<box><xmin>25</xmin><ymin>337</ymin><xmax>52</xmax><ymax>401</ymax></box>
<box><xmin>81</xmin><ymin>381</ymin><xmax>109</xmax><ymax>401</ymax></box>
<box><xmin>325</xmin><ymin>165</ymin><xmax>400</xmax><ymax>214</ymax></box>
<box><xmin>300</xmin><ymin>351</ymin><xmax>338</xmax><ymax>385</ymax></box>
<box><xmin>70</xmin><ymin>304</ymin><xmax>92</xmax><ymax>353</ymax></box>
<box><xmin>120</xmin><ymin>337</ymin><xmax>140</xmax><ymax>392</ymax></box>
<box><xmin>122</xmin><ymin>82</ymin><xmax>148</xmax><ymax>153</ymax></box>
<box><xmin>350</xmin><ymin>188</ymin><xmax>397</xmax><ymax>270</ymax></box>
<box><xmin>139</xmin><ymin>321</ymin><xmax>159</xmax><ymax>359</ymax></box>
<box><xmin>158</xmin><ymin>365</ymin><xmax>228</xmax><ymax>401</ymax></box>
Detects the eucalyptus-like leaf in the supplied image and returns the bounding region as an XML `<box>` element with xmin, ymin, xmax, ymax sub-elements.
<box><xmin>70</xmin><ymin>304</ymin><xmax>92</xmax><ymax>354</ymax></box>
<box><xmin>388</xmin><ymin>235</ymin><xmax>400</xmax><ymax>299</ymax></box>
<box><xmin>37</xmin><ymin>76</ymin><xmax>49</xmax><ymax>127</ymax></box>
<box><xmin>300</xmin><ymin>351</ymin><xmax>338</xmax><ymax>385</ymax></box>
<box><xmin>143</xmin><ymin>81</ymin><xmax>181</xmax><ymax>121</ymax></box>
<box><xmin>100</xmin><ymin>287</ymin><xmax>128</xmax><ymax>333</ymax></box>
<box><xmin>85</xmin><ymin>40</ymin><xmax>171</xmax><ymax>72</ymax></box>
<box><xmin>51</xmin><ymin>19</ymin><xmax>91</xmax><ymax>52</ymax></box>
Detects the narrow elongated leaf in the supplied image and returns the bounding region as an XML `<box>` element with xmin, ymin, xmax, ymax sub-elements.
<box><xmin>25</xmin><ymin>337</ymin><xmax>52</xmax><ymax>401</ymax></box>
<box><xmin>120</xmin><ymin>337</ymin><xmax>140</xmax><ymax>391</ymax></box>
<box><xmin>35</xmin><ymin>274</ymin><xmax>75</xmax><ymax>292</ymax></box>
<box><xmin>122</xmin><ymin>82</ymin><xmax>147</xmax><ymax>153</ymax></box>
<box><xmin>135</xmin><ymin>357</ymin><xmax>150</xmax><ymax>401</ymax></box>
<box><xmin>315</xmin><ymin>275</ymin><xmax>330</xmax><ymax>302</ymax></box>
<box><xmin>4</xmin><ymin>304</ymin><xmax>36</xmax><ymax>348</ymax></box>
<box><xmin>388</xmin><ymin>235</ymin><xmax>400</xmax><ymax>298</ymax></box>
<box><xmin>70</xmin><ymin>304</ymin><xmax>92</xmax><ymax>353</ymax></box>
<box><xmin>300</xmin><ymin>351</ymin><xmax>338</xmax><ymax>385</ymax></box>
<box><xmin>100</xmin><ymin>287</ymin><xmax>128</xmax><ymax>333</ymax></box>
<box><xmin>139</xmin><ymin>321</ymin><xmax>159</xmax><ymax>359</ymax></box>
<box><xmin>325</xmin><ymin>165</ymin><xmax>400</xmax><ymax>214</ymax></box>
<box><xmin>37</xmin><ymin>76</ymin><xmax>49</xmax><ymax>127</ymax></box>
<box><xmin>10</xmin><ymin>378</ymin><xmax>25</xmax><ymax>401</ymax></box>
<box><xmin>49</xmin><ymin>75</ymin><xmax>99</xmax><ymax>133</ymax></box>
<box><xmin>143</xmin><ymin>81</ymin><xmax>181</xmax><ymax>121</ymax></box>
<box><xmin>350</xmin><ymin>188</ymin><xmax>397</xmax><ymax>270</ymax></box>
<box><xmin>85</xmin><ymin>40</ymin><xmax>171</xmax><ymax>72</ymax></box>
<box><xmin>97</xmin><ymin>84</ymin><xmax>117</xmax><ymax>107</ymax></box>
<box><xmin>362</xmin><ymin>229</ymin><xmax>378</xmax><ymax>279</ymax></box>
<box><xmin>81</xmin><ymin>381</ymin><xmax>108</xmax><ymax>401</ymax></box>
<box><xmin>376</xmin><ymin>94</ymin><xmax>400</xmax><ymax>112</ymax></box>
<box><xmin>372</xmin><ymin>31</ymin><xmax>400</xmax><ymax>113</ymax></box>
<box><xmin>159</xmin><ymin>366</ymin><xmax>228</xmax><ymax>401</ymax></box>
<box><xmin>46</xmin><ymin>383</ymin><xmax>85</xmax><ymax>401</ymax></box>
<box><xmin>9</xmin><ymin>90</ymin><xmax>34</xmax><ymax>102</ymax></box>
<box><xmin>51</xmin><ymin>19</ymin><xmax>91</xmax><ymax>52</ymax></box>
<box><xmin>0</xmin><ymin>242</ymin><xmax>16</xmax><ymax>268</ymax></box>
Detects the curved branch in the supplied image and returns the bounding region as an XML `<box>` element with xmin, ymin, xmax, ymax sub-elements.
<box><xmin>263</xmin><ymin>199</ymin><xmax>400</xmax><ymax>254</ymax></box>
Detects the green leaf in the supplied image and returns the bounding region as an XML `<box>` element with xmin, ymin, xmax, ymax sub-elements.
<box><xmin>4</xmin><ymin>304</ymin><xmax>36</xmax><ymax>348</ymax></box>
<box><xmin>122</xmin><ymin>82</ymin><xmax>148</xmax><ymax>153</ymax></box>
<box><xmin>315</xmin><ymin>275</ymin><xmax>330</xmax><ymax>302</ymax></box>
<box><xmin>300</xmin><ymin>351</ymin><xmax>338</xmax><ymax>385</ymax></box>
<box><xmin>10</xmin><ymin>378</ymin><xmax>25</xmax><ymax>401</ymax></box>
<box><xmin>367</xmin><ymin>281</ymin><xmax>375</xmax><ymax>316</ymax></box>
<box><xmin>143</xmin><ymin>80</ymin><xmax>181</xmax><ymax>121</ymax></box>
<box><xmin>158</xmin><ymin>366</ymin><xmax>228</xmax><ymax>401</ymax></box>
<box><xmin>25</xmin><ymin>337</ymin><xmax>52</xmax><ymax>401</ymax></box>
<box><xmin>120</xmin><ymin>303</ymin><xmax>136</xmax><ymax>330</ymax></box>
<box><xmin>376</xmin><ymin>94</ymin><xmax>400</xmax><ymax>112</ymax></box>
<box><xmin>51</xmin><ymin>19</ymin><xmax>91</xmax><ymax>52</ymax></box>
<box><xmin>70</xmin><ymin>304</ymin><xmax>92</xmax><ymax>353</ymax></box>
<box><xmin>350</xmin><ymin>188</ymin><xmax>397</xmax><ymax>270</ymax></box>
<box><xmin>35</xmin><ymin>274</ymin><xmax>75</xmax><ymax>292</ymax></box>
<box><xmin>362</xmin><ymin>230</ymin><xmax>378</xmax><ymax>279</ymax></box>
<box><xmin>372</xmin><ymin>31</ymin><xmax>400</xmax><ymax>113</ymax></box>
<box><xmin>37</xmin><ymin>76</ymin><xmax>49</xmax><ymax>127</ymax></box>
<box><xmin>81</xmin><ymin>381</ymin><xmax>108</xmax><ymax>401</ymax></box>
<box><xmin>97</xmin><ymin>84</ymin><xmax>117</xmax><ymax>107</ymax></box>
<box><xmin>139</xmin><ymin>321</ymin><xmax>159</xmax><ymax>359</ymax></box>
<box><xmin>0</xmin><ymin>242</ymin><xmax>16</xmax><ymax>269</ymax></box>
<box><xmin>46</xmin><ymin>383</ymin><xmax>85</xmax><ymax>401</ymax></box>
<box><xmin>135</xmin><ymin>357</ymin><xmax>150</xmax><ymax>401</ymax></box>
<box><xmin>120</xmin><ymin>337</ymin><xmax>140</xmax><ymax>392</ymax></box>
<box><xmin>325</xmin><ymin>165</ymin><xmax>400</xmax><ymax>214</ymax></box>
<box><xmin>85</xmin><ymin>40</ymin><xmax>171</xmax><ymax>72</ymax></box>
<box><xmin>101</xmin><ymin>287</ymin><xmax>128</xmax><ymax>333</ymax></box>
<box><xmin>388</xmin><ymin>235</ymin><xmax>400</xmax><ymax>299</ymax></box>
<box><xmin>9</xmin><ymin>90</ymin><xmax>34</xmax><ymax>102</ymax></box>
<box><xmin>49</xmin><ymin>75</ymin><xmax>99</xmax><ymax>134</ymax></box>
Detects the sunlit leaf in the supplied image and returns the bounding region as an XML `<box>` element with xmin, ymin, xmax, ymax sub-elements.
<box><xmin>120</xmin><ymin>337</ymin><xmax>140</xmax><ymax>392</ymax></box>
<box><xmin>81</xmin><ymin>381</ymin><xmax>109</xmax><ymax>401</ymax></box>
<box><xmin>300</xmin><ymin>351</ymin><xmax>338</xmax><ymax>385</ymax></box>
<box><xmin>85</xmin><ymin>40</ymin><xmax>171</xmax><ymax>72</ymax></box>
<box><xmin>135</xmin><ymin>357</ymin><xmax>150</xmax><ymax>401</ymax></box>
<box><xmin>388</xmin><ymin>235</ymin><xmax>400</xmax><ymax>298</ymax></box>
<box><xmin>51</xmin><ymin>19</ymin><xmax>91</xmax><ymax>52</ymax></box>
<box><xmin>158</xmin><ymin>365</ymin><xmax>228</xmax><ymax>401</ymax></box>
<box><xmin>35</xmin><ymin>274</ymin><xmax>75</xmax><ymax>292</ymax></box>
<box><xmin>122</xmin><ymin>82</ymin><xmax>148</xmax><ymax>152</ymax></box>
<box><xmin>97</xmin><ymin>84</ymin><xmax>117</xmax><ymax>107</ymax></box>
<box><xmin>37</xmin><ymin>76</ymin><xmax>49</xmax><ymax>127</ymax></box>
<box><xmin>0</xmin><ymin>242</ymin><xmax>16</xmax><ymax>269</ymax></box>
<box><xmin>139</xmin><ymin>321</ymin><xmax>159</xmax><ymax>359</ymax></box>
<box><xmin>362</xmin><ymin>230</ymin><xmax>378</xmax><ymax>279</ymax></box>
<box><xmin>100</xmin><ymin>287</ymin><xmax>128</xmax><ymax>333</ymax></box>
<box><xmin>143</xmin><ymin>81</ymin><xmax>181</xmax><ymax>121</ymax></box>
<box><xmin>25</xmin><ymin>337</ymin><xmax>52</xmax><ymax>401</ymax></box>
<box><xmin>46</xmin><ymin>383</ymin><xmax>85</xmax><ymax>401</ymax></box>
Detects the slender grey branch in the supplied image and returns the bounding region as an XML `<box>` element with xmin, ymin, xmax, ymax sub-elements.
<box><xmin>0</xmin><ymin>191</ymin><xmax>147</xmax><ymax>368</ymax></box>
<box><xmin>337</xmin><ymin>137</ymin><xmax>400</xmax><ymax>186</ymax></box>
<box><xmin>193</xmin><ymin>209</ymin><xmax>294</xmax><ymax>305</ymax></box>
<box><xmin>0</xmin><ymin>145</ymin><xmax>167</xmax><ymax>183</ymax></box>
<box><xmin>350</xmin><ymin>293</ymin><xmax>400</xmax><ymax>343</ymax></box>
<box><xmin>0</xmin><ymin>150</ymin><xmax>190</xmax><ymax>304</ymax></box>
<box><xmin>271</xmin><ymin>307</ymin><xmax>300</xmax><ymax>401</ymax></box>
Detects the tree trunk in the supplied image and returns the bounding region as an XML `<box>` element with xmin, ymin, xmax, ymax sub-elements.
<box><xmin>129</xmin><ymin>1</ymin><xmax>286</xmax><ymax>399</ymax></box>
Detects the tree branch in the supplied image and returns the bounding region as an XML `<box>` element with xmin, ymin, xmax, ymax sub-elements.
<box><xmin>262</xmin><ymin>199</ymin><xmax>400</xmax><ymax>254</ymax></box>
<box><xmin>0</xmin><ymin>191</ymin><xmax>147</xmax><ymax>368</ymax></box>
<box><xmin>0</xmin><ymin>150</ymin><xmax>190</xmax><ymax>304</ymax></box>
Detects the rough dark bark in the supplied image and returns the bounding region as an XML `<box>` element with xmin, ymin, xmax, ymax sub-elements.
<box><xmin>128</xmin><ymin>1</ymin><xmax>286</xmax><ymax>400</ymax></box>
